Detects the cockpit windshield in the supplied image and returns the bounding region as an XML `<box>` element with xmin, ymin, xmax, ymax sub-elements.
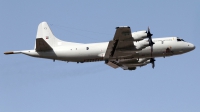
<box><xmin>177</xmin><ymin>37</ymin><xmax>185</xmax><ymax>42</ymax></box>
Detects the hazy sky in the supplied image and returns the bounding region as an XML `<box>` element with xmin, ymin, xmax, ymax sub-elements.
<box><xmin>0</xmin><ymin>0</ymin><xmax>199</xmax><ymax>112</ymax></box>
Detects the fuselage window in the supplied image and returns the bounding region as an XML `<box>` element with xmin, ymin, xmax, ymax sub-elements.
<box><xmin>86</xmin><ymin>47</ymin><xmax>89</xmax><ymax>50</ymax></box>
<box><xmin>161</xmin><ymin>41</ymin><xmax>164</xmax><ymax>44</ymax></box>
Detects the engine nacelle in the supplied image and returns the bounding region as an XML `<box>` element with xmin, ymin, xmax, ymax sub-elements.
<box><xmin>134</xmin><ymin>40</ymin><xmax>149</xmax><ymax>50</ymax></box>
<box><xmin>132</xmin><ymin>30</ymin><xmax>148</xmax><ymax>41</ymax></box>
<box><xmin>144</xmin><ymin>60</ymin><xmax>151</xmax><ymax>64</ymax></box>
<box><xmin>120</xmin><ymin>58</ymin><xmax>150</xmax><ymax>67</ymax></box>
<box><xmin>138</xmin><ymin>58</ymin><xmax>149</xmax><ymax>63</ymax></box>
<box><xmin>134</xmin><ymin>59</ymin><xmax>151</xmax><ymax>67</ymax></box>
<box><xmin>128</xmin><ymin>67</ymin><xmax>136</xmax><ymax>70</ymax></box>
<box><xmin>137</xmin><ymin>60</ymin><xmax>151</xmax><ymax>67</ymax></box>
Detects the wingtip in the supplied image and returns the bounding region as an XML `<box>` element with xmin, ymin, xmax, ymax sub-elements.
<box><xmin>4</xmin><ymin>51</ymin><xmax>14</xmax><ymax>55</ymax></box>
<box><xmin>116</xmin><ymin>26</ymin><xmax>130</xmax><ymax>29</ymax></box>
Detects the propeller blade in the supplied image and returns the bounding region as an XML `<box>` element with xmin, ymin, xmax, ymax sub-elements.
<box><xmin>147</xmin><ymin>27</ymin><xmax>153</xmax><ymax>37</ymax></box>
<box><xmin>152</xmin><ymin>61</ymin><xmax>155</xmax><ymax>69</ymax></box>
<box><xmin>150</xmin><ymin>58</ymin><xmax>155</xmax><ymax>69</ymax></box>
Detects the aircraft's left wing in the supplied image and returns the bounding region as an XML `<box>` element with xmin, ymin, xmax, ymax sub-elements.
<box><xmin>104</xmin><ymin>26</ymin><xmax>136</xmax><ymax>59</ymax></box>
<box><xmin>105</xmin><ymin>59</ymin><xmax>138</xmax><ymax>70</ymax></box>
<box><xmin>105</xmin><ymin>58</ymin><xmax>153</xmax><ymax>70</ymax></box>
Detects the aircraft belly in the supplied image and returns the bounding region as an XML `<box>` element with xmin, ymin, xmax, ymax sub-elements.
<box><xmin>53</xmin><ymin>48</ymin><xmax>104</xmax><ymax>62</ymax></box>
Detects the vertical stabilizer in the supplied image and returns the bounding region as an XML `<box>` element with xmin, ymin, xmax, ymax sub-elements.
<box><xmin>34</xmin><ymin>22</ymin><xmax>59</xmax><ymax>50</ymax></box>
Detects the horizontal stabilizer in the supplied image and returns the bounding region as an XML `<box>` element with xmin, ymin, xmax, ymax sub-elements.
<box><xmin>4</xmin><ymin>51</ymin><xmax>14</xmax><ymax>55</ymax></box>
<box><xmin>35</xmin><ymin>38</ymin><xmax>53</xmax><ymax>51</ymax></box>
<box><xmin>4</xmin><ymin>51</ymin><xmax>22</xmax><ymax>55</ymax></box>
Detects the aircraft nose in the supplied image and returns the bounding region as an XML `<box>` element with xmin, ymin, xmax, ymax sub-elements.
<box><xmin>188</xmin><ymin>43</ymin><xmax>195</xmax><ymax>51</ymax></box>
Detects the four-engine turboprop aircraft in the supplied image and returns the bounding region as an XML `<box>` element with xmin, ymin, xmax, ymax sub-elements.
<box><xmin>4</xmin><ymin>22</ymin><xmax>195</xmax><ymax>70</ymax></box>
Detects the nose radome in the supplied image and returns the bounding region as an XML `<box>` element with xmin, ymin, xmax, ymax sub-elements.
<box><xmin>188</xmin><ymin>43</ymin><xmax>195</xmax><ymax>50</ymax></box>
<box><xmin>193</xmin><ymin>44</ymin><xmax>195</xmax><ymax>50</ymax></box>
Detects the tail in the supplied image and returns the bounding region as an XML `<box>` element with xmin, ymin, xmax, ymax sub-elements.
<box><xmin>34</xmin><ymin>22</ymin><xmax>60</xmax><ymax>51</ymax></box>
<box><xmin>4</xmin><ymin>22</ymin><xmax>58</xmax><ymax>54</ymax></box>
<box><xmin>4</xmin><ymin>22</ymin><xmax>81</xmax><ymax>55</ymax></box>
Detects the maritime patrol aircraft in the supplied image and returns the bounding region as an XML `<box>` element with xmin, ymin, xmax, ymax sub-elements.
<box><xmin>4</xmin><ymin>22</ymin><xmax>195</xmax><ymax>70</ymax></box>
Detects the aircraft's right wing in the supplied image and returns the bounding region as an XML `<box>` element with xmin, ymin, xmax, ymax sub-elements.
<box><xmin>104</xmin><ymin>26</ymin><xmax>156</xmax><ymax>70</ymax></box>
<box><xmin>104</xmin><ymin>26</ymin><xmax>139</xmax><ymax>70</ymax></box>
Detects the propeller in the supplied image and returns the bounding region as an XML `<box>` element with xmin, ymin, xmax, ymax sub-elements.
<box><xmin>146</xmin><ymin>27</ymin><xmax>156</xmax><ymax>69</ymax></box>
<box><xmin>147</xmin><ymin>27</ymin><xmax>155</xmax><ymax>57</ymax></box>
<box><xmin>150</xmin><ymin>58</ymin><xmax>156</xmax><ymax>69</ymax></box>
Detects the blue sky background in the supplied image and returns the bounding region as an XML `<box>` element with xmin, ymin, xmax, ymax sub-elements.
<box><xmin>0</xmin><ymin>0</ymin><xmax>199</xmax><ymax>112</ymax></box>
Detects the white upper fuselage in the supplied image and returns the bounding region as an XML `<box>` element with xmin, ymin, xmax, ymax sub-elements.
<box><xmin>22</xmin><ymin>37</ymin><xmax>195</xmax><ymax>62</ymax></box>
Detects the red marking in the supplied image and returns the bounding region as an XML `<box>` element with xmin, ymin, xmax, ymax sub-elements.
<box><xmin>166</xmin><ymin>48</ymin><xmax>170</xmax><ymax>53</ymax></box>
<box><xmin>46</xmin><ymin>36</ymin><xmax>49</xmax><ymax>39</ymax></box>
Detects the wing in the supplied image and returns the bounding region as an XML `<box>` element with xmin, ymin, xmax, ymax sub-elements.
<box><xmin>104</xmin><ymin>26</ymin><xmax>139</xmax><ymax>70</ymax></box>
<box><xmin>105</xmin><ymin>59</ymin><xmax>138</xmax><ymax>70</ymax></box>
<box><xmin>105</xmin><ymin>58</ymin><xmax>153</xmax><ymax>70</ymax></box>
<box><xmin>104</xmin><ymin>26</ymin><xmax>136</xmax><ymax>59</ymax></box>
<box><xmin>104</xmin><ymin>26</ymin><xmax>157</xmax><ymax>70</ymax></box>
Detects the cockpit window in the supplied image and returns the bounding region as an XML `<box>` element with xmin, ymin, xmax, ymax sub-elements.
<box><xmin>177</xmin><ymin>37</ymin><xmax>185</xmax><ymax>42</ymax></box>
<box><xmin>177</xmin><ymin>39</ymin><xmax>182</xmax><ymax>41</ymax></box>
<box><xmin>177</xmin><ymin>38</ymin><xmax>185</xmax><ymax>42</ymax></box>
